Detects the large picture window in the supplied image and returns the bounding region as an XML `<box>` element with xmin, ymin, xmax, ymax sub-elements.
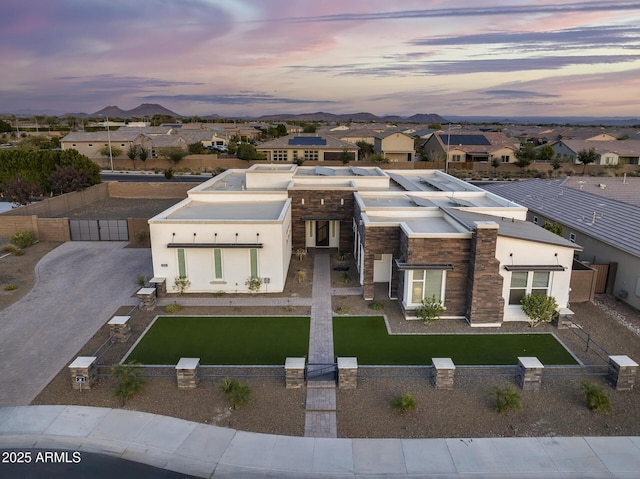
<box><xmin>213</xmin><ymin>248</ymin><xmax>223</xmax><ymax>280</ymax></box>
<box><xmin>177</xmin><ymin>248</ymin><xmax>186</xmax><ymax>278</ymax></box>
<box><xmin>250</xmin><ymin>248</ymin><xmax>259</xmax><ymax>277</ymax></box>
<box><xmin>410</xmin><ymin>270</ymin><xmax>445</xmax><ymax>304</ymax></box>
<box><xmin>509</xmin><ymin>271</ymin><xmax>551</xmax><ymax>305</ymax></box>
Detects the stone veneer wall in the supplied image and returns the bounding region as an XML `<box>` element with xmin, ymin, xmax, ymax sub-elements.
<box><xmin>397</xmin><ymin>231</ymin><xmax>471</xmax><ymax>317</ymax></box>
<box><xmin>288</xmin><ymin>189</ymin><xmax>355</xmax><ymax>251</ymax></box>
<box><xmin>466</xmin><ymin>223</ymin><xmax>504</xmax><ymax>325</ymax></box>
<box><xmin>362</xmin><ymin>225</ymin><xmax>401</xmax><ymax>299</ymax></box>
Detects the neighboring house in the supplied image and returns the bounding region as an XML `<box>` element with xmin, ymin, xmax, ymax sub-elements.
<box><xmin>481</xmin><ymin>178</ymin><xmax>640</xmax><ymax>311</ymax></box>
<box><xmin>257</xmin><ymin>134</ymin><xmax>359</xmax><ymax>162</ymax></box>
<box><xmin>551</xmin><ymin>139</ymin><xmax>640</xmax><ymax>165</ymax></box>
<box><xmin>150</xmin><ymin>135</ymin><xmax>187</xmax><ymax>157</ymax></box>
<box><xmin>149</xmin><ymin>165</ymin><xmax>581</xmax><ymax>326</ymax></box>
<box><xmin>422</xmin><ymin>131</ymin><xmax>518</xmax><ymax>165</ymax></box>
<box><xmin>60</xmin><ymin>131</ymin><xmax>152</xmax><ymax>159</ymax></box>
<box><xmin>373</xmin><ymin>130</ymin><xmax>415</xmax><ymax>162</ymax></box>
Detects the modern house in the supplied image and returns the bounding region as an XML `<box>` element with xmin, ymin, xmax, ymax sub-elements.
<box><xmin>481</xmin><ymin>177</ymin><xmax>640</xmax><ymax>310</ymax></box>
<box><xmin>373</xmin><ymin>130</ymin><xmax>415</xmax><ymax>162</ymax></box>
<box><xmin>256</xmin><ymin>134</ymin><xmax>359</xmax><ymax>163</ymax></box>
<box><xmin>422</xmin><ymin>131</ymin><xmax>518</xmax><ymax>166</ymax></box>
<box><xmin>149</xmin><ymin>165</ymin><xmax>582</xmax><ymax>326</ymax></box>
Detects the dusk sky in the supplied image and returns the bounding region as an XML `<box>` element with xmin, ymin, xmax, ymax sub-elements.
<box><xmin>2</xmin><ymin>1</ymin><xmax>640</xmax><ymax>117</ymax></box>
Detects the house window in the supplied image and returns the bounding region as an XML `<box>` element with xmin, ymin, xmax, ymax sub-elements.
<box><xmin>177</xmin><ymin>248</ymin><xmax>186</xmax><ymax>278</ymax></box>
<box><xmin>304</xmin><ymin>150</ymin><xmax>319</xmax><ymax>161</ymax></box>
<box><xmin>88</xmin><ymin>144</ymin><xmax>93</xmax><ymax>147</ymax></box>
<box><xmin>452</xmin><ymin>154</ymin><xmax>461</xmax><ymax>162</ymax></box>
<box><xmin>605</xmin><ymin>156</ymin><xmax>613</xmax><ymax>164</ymax></box>
<box><xmin>501</xmin><ymin>155</ymin><xmax>510</xmax><ymax>163</ymax></box>
<box><xmin>72</xmin><ymin>144</ymin><xmax>77</xmax><ymax>147</ymax></box>
<box><xmin>508</xmin><ymin>271</ymin><xmax>551</xmax><ymax>305</ymax></box>
<box><xmin>569</xmin><ymin>233</ymin><xmax>576</xmax><ymax>243</ymax></box>
<box><xmin>273</xmin><ymin>150</ymin><xmax>288</xmax><ymax>161</ymax></box>
<box><xmin>533</xmin><ymin>216</ymin><xmax>538</xmax><ymax>225</ymax></box>
<box><xmin>213</xmin><ymin>248</ymin><xmax>223</xmax><ymax>280</ymax></box>
<box><xmin>250</xmin><ymin>248</ymin><xmax>259</xmax><ymax>277</ymax></box>
<box><xmin>410</xmin><ymin>270</ymin><xmax>445</xmax><ymax>304</ymax></box>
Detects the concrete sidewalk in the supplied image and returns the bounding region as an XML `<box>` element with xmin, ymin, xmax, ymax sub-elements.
<box><xmin>2</xmin><ymin>406</ymin><xmax>640</xmax><ymax>478</ymax></box>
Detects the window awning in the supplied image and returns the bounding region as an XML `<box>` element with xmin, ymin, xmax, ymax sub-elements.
<box><xmin>503</xmin><ymin>265</ymin><xmax>566</xmax><ymax>271</ymax></box>
<box><xmin>395</xmin><ymin>260</ymin><xmax>454</xmax><ymax>271</ymax></box>
<box><xmin>167</xmin><ymin>243</ymin><xmax>263</xmax><ymax>249</ymax></box>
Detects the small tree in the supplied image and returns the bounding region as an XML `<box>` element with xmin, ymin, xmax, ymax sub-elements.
<box><xmin>47</xmin><ymin>165</ymin><xmax>93</xmax><ymax>194</ymax></box>
<box><xmin>537</xmin><ymin>144</ymin><xmax>555</xmax><ymax>163</ymax></box>
<box><xmin>577</xmin><ymin>148</ymin><xmax>599</xmax><ymax>174</ymax></box>
<box><xmin>245</xmin><ymin>276</ymin><xmax>262</xmax><ymax>293</ymax></box>
<box><xmin>158</xmin><ymin>147</ymin><xmax>188</xmax><ymax>167</ymax></box>
<box><xmin>368</xmin><ymin>153</ymin><xmax>389</xmax><ymax>165</ymax></box>
<box><xmin>138</xmin><ymin>146</ymin><xmax>149</xmax><ymax>165</ymax></box>
<box><xmin>515</xmin><ymin>143</ymin><xmax>536</xmax><ymax>171</ymax></box>
<box><xmin>340</xmin><ymin>148</ymin><xmax>352</xmax><ymax>165</ymax></box>
<box><xmin>188</xmin><ymin>142</ymin><xmax>206</xmax><ymax>154</ymax></box>
<box><xmin>126</xmin><ymin>144</ymin><xmax>138</xmax><ymax>169</ymax></box>
<box><xmin>551</xmin><ymin>157</ymin><xmax>563</xmax><ymax>172</ymax></box>
<box><xmin>490</xmin><ymin>157</ymin><xmax>500</xmax><ymax>171</ymax></box>
<box><xmin>1</xmin><ymin>176</ymin><xmax>42</xmax><ymax>205</ymax></box>
<box><xmin>174</xmin><ymin>276</ymin><xmax>191</xmax><ymax>294</ymax></box>
<box><xmin>415</xmin><ymin>295</ymin><xmax>445</xmax><ymax>324</ymax></box>
<box><xmin>520</xmin><ymin>294</ymin><xmax>558</xmax><ymax>327</ymax></box>
<box><xmin>111</xmin><ymin>362</ymin><xmax>145</xmax><ymax>406</ymax></box>
<box><xmin>542</xmin><ymin>221</ymin><xmax>563</xmax><ymax>236</ymax></box>
<box><xmin>99</xmin><ymin>145</ymin><xmax>123</xmax><ymax>159</ymax></box>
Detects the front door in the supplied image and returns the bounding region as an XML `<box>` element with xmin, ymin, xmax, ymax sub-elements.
<box><xmin>316</xmin><ymin>220</ymin><xmax>329</xmax><ymax>247</ymax></box>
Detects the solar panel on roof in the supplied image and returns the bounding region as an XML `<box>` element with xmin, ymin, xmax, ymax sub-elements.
<box><xmin>440</xmin><ymin>134</ymin><xmax>491</xmax><ymax>146</ymax></box>
<box><xmin>407</xmin><ymin>195</ymin><xmax>437</xmax><ymax>207</ymax></box>
<box><xmin>350</xmin><ymin>167</ymin><xmax>371</xmax><ymax>176</ymax></box>
<box><xmin>288</xmin><ymin>136</ymin><xmax>327</xmax><ymax>146</ymax></box>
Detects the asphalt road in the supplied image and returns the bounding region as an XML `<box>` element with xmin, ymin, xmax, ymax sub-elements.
<box><xmin>0</xmin><ymin>449</ymin><xmax>199</xmax><ymax>479</ymax></box>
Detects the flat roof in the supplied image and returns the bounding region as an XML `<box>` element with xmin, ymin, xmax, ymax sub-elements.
<box><xmin>166</xmin><ymin>200</ymin><xmax>287</xmax><ymax>221</ymax></box>
<box><xmin>367</xmin><ymin>215</ymin><xmax>463</xmax><ymax>234</ymax></box>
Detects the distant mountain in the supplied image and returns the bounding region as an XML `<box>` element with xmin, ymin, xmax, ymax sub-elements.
<box><xmin>91</xmin><ymin>103</ymin><xmax>182</xmax><ymax>119</ymax></box>
<box><xmin>252</xmin><ymin>112</ymin><xmax>449</xmax><ymax>124</ymax></box>
<box><xmin>446</xmin><ymin>115</ymin><xmax>640</xmax><ymax>127</ymax></box>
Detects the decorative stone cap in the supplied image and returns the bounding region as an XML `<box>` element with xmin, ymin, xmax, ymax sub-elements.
<box><xmin>337</xmin><ymin>357</ymin><xmax>358</xmax><ymax>369</ymax></box>
<box><xmin>609</xmin><ymin>355</ymin><xmax>639</xmax><ymax>367</ymax></box>
<box><xmin>150</xmin><ymin>277</ymin><xmax>165</xmax><ymax>283</ymax></box>
<box><xmin>137</xmin><ymin>287</ymin><xmax>156</xmax><ymax>295</ymax></box>
<box><xmin>108</xmin><ymin>315</ymin><xmax>130</xmax><ymax>325</ymax></box>
<box><xmin>473</xmin><ymin>221</ymin><xmax>499</xmax><ymax>230</ymax></box>
<box><xmin>557</xmin><ymin>307</ymin><xmax>574</xmax><ymax>316</ymax></box>
<box><xmin>432</xmin><ymin>358</ymin><xmax>455</xmax><ymax>369</ymax></box>
<box><xmin>69</xmin><ymin>356</ymin><xmax>97</xmax><ymax>368</ymax></box>
<box><xmin>175</xmin><ymin>357</ymin><xmax>200</xmax><ymax>370</ymax></box>
<box><xmin>285</xmin><ymin>357</ymin><xmax>305</xmax><ymax>369</ymax></box>
<box><xmin>518</xmin><ymin>357</ymin><xmax>544</xmax><ymax>368</ymax></box>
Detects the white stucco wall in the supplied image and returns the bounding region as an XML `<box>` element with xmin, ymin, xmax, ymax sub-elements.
<box><xmin>496</xmin><ymin>236</ymin><xmax>575</xmax><ymax>321</ymax></box>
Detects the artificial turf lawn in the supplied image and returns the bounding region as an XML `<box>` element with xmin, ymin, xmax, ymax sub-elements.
<box><xmin>127</xmin><ymin>316</ymin><xmax>310</xmax><ymax>365</ymax></box>
<box><xmin>333</xmin><ymin>316</ymin><xmax>578</xmax><ymax>365</ymax></box>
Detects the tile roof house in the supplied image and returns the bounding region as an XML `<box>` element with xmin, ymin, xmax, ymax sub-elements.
<box><xmin>422</xmin><ymin>131</ymin><xmax>519</xmax><ymax>166</ymax></box>
<box><xmin>149</xmin><ymin>166</ymin><xmax>582</xmax><ymax>326</ymax></box>
<box><xmin>481</xmin><ymin>178</ymin><xmax>640</xmax><ymax>310</ymax></box>
<box><xmin>373</xmin><ymin>130</ymin><xmax>415</xmax><ymax>162</ymax></box>
<box><xmin>551</xmin><ymin>139</ymin><xmax>640</xmax><ymax>165</ymax></box>
<box><xmin>60</xmin><ymin>131</ymin><xmax>152</xmax><ymax>159</ymax></box>
<box><xmin>256</xmin><ymin>134</ymin><xmax>359</xmax><ymax>163</ymax></box>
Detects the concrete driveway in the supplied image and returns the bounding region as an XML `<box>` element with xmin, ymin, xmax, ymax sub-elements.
<box><xmin>0</xmin><ymin>242</ymin><xmax>152</xmax><ymax>406</ymax></box>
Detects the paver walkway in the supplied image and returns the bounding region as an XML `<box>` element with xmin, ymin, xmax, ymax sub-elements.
<box><xmin>304</xmin><ymin>251</ymin><xmax>337</xmax><ymax>438</ymax></box>
<box><xmin>0</xmin><ymin>242</ymin><xmax>151</xmax><ymax>407</ymax></box>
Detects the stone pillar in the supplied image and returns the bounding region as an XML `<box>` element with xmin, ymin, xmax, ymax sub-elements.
<box><xmin>466</xmin><ymin>222</ymin><xmax>504</xmax><ymax>326</ymax></box>
<box><xmin>69</xmin><ymin>356</ymin><xmax>97</xmax><ymax>390</ymax></box>
<box><xmin>137</xmin><ymin>287</ymin><xmax>157</xmax><ymax>311</ymax></box>
<box><xmin>609</xmin><ymin>355</ymin><xmax>638</xmax><ymax>391</ymax></box>
<box><xmin>285</xmin><ymin>357</ymin><xmax>305</xmax><ymax>389</ymax></box>
<box><xmin>175</xmin><ymin>357</ymin><xmax>200</xmax><ymax>389</ymax></box>
<box><xmin>555</xmin><ymin>307</ymin><xmax>574</xmax><ymax>329</ymax></box>
<box><xmin>517</xmin><ymin>357</ymin><xmax>544</xmax><ymax>391</ymax></box>
<box><xmin>150</xmin><ymin>277</ymin><xmax>167</xmax><ymax>297</ymax></box>
<box><xmin>108</xmin><ymin>315</ymin><xmax>131</xmax><ymax>342</ymax></box>
<box><xmin>337</xmin><ymin>357</ymin><xmax>358</xmax><ymax>390</ymax></box>
<box><xmin>431</xmin><ymin>358</ymin><xmax>455</xmax><ymax>390</ymax></box>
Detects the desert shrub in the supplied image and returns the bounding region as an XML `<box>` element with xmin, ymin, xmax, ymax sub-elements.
<box><xmin>492</xmin><ymin>386</ymin><xmax>522</xmax><ymax>415</ymax></box>
<box><xmin>111</xmin><ymin>362</ymin><xmax>145</xmax><ymax>405</ymax></box>
<box><xmin>174</xmin><ymin>276</ymin><xmax>191</xmax><ymax>294</ymax></box>
<box><xmin>336</xmin><ymin>251</ymin><xmax>349</xmax><ymax>261</ymax></box>
<box><xmin>1</xmin><ymin>244</ymin><xmax>20</xmax><ymax>254</ymax></box>
<box><xmin>214</xmin><ymin>290</ymin><xmax>225</xmax><ymax>297</ymax></box>
<box><xmin>245</xmin><ymin>276</ymin><xmax>262</xmax><ymax>293</ymax></box>
<box><xmin>336</xmin><ymin>306</ymin><xmax>349</xmax><ymax>315</ymax></box>
<box><xmin>415</xmin><ymin>295</ymin><xmax>445</xmax><ymax>324</ymax></box>
<box><xmin>368</xmin><ymin>301</ymin><xmax>384</xmax><ymax>311</ymax></box>
<box><xmin>521</xmin><ymin>294</ymin><xmax>558</xmax><ymax>327</ymax></box>
<box><xmin>580</xmin><ymin>380</ymin><xmax>612</xmax><ymax>414</ymax></box>
<box><xmin>340</xmin><ymin>272</ymin><xmax>352</xmax><ymax>284</ymax></box>
<box><xmin>294</xmin><ymin>270</ymin><xmax>308</xmax><ymax>283</ymax></box>
<box><xmin>294</xmin><ymin>248</ymin><xmax>307</xmax><ymax>261</ymax></box>
<box><xmin>390</xmin><ymin>394</ymin><xmax>417</xmax><ymax>413</ymax></box>
<box><xmin>164</xmin><ymin>303</ymin><xmax>183</xmax><ymax>313</ymax></box>
<box><xmin>9</xmin><ymin>230</ymin><xmax>35</xmax><ymax>249</ymax></box>
<box><xmin>135</xmin><ymin>232</ymin><xmax>150</xmax><ymax>244</ymax></box>
<box><xmin>219</xmin><ymin>377</ymin><xmax>252</xmax><ymax>409</ymax></box>
<box><xmin>135</xmin><ymin>274</ymin><xmax>150</xmax><ymax>287</ymax></box>
<box><xmin>4</xmin><ymin>284</ymin><xmax>17</xmax><ymax>291</ymax></box>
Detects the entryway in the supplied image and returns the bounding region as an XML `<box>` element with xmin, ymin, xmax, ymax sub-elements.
<box><xmin>305</xmin><ymin>220</ymin><xmax>340</xmax><ymax>248</ymax></box>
